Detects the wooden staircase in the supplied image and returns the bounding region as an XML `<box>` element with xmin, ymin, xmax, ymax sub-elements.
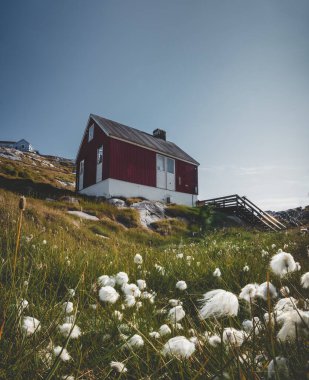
<box><xmin>196</xmin><ymin>194</ymin><xmax>286</xmax><ymax>231</ymax></box>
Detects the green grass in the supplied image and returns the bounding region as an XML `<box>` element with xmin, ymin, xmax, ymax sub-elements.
<box><xmin>0</xmin><ymin>189</ymin><xmax>308</xmax><ymax>379</ymax></box>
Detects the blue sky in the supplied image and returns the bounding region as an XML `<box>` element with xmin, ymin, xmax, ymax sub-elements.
<box><xmin>0</xmin><ymin>0</ymin><xmax>308</xmax><ymax>210</ymax></box>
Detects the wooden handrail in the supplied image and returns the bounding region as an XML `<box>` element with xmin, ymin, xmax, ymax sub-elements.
<box><xmin>197</xmin><ymin>194</ymin><xmax>285</xmax><ymax>231</ymax></box>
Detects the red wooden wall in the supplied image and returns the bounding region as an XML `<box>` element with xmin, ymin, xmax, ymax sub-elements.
<box><xmin>175</xmin><ymin>160</ymin><xmax>198</xmax><ymax>194</ymax></box>
<box><xmin>77</xmin><ymin>118</ymin><xmax>198</xmax><ymax>195</ymax></box>
<box><xmin>76</xmin><ymin>121</ymin><xmax>110</xmax><ymax>189</ymax></box>
<box><xmin>109</xmin><ymin>139</ymin><xmax>156</xmax><ymax>187</ymax></box>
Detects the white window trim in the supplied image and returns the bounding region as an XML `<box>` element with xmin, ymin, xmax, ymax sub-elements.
<box><xmin>88</xmin><ymin>124</ymin><xmax>94</xmax><ymax>142</ymax></box>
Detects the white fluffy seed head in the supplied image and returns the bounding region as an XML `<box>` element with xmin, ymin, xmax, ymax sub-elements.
<box><xmin>267</xmin><ymin>356</ymin><xmax>289</xmax><ymax>379</ymax></box>
<box><xmin>58</xmin><ymin>323</ymin><xmax>81</xmax><ymax>339</ymax></box>
<box><xmin>167</xmin><ymin>305</ymin><xmax>186</xmax><ymax>323</ymax></box>
<box><xmin>169</xmin><ymin>299</ymin><xmax>181</xmax><ymax>307</ymax></box>
<box><xmin>115</xmin><ymin>272</ymin><xmax>129</xmax><ymax>286</ymax></box>
<box><xmin>149</xmin><ymin>331</ymin><xmax>160</xmax><ymax>339</ymax></box>
<box><xmin>239</xmin><ymin>283</ymin><xmax>259</xmax><ymax>302</ymax></box>
<box><xmin>122</xmin><ymin>283</ymin><xmax>141</xmax><ymax>297</ymax></box>
<box><xmin>270</xmin><ymin>251</ymin><xmax>296</xmax><ymax>277</ymax></box>
<box><xmin>161</xmin><ymin>336</ymin><xmax>195</xmax><ymax>358</ymax></box>
<box><xmin>110</xmin><ymin>361</ymin><xmax>127</xmax><ymax>373</ymax></box>
<box><xmin>301</xmin><ymin>272</ymin><xmax>309</xmax><ymax>288</ymax></box>
<box><xmin>256</xmin><ymin>282</ymin><xmax>277</xmax><ymax>301</ymax></box>
<box><xmin>136</xmin><ymin>279</ymin><xmax>146</xmax><ymax>290</ymax></box>
<box><xmin>22</xmin><ymin>316</ymin><xmax>41</xmax><ymax>336</ymax></box>
<box><xmin>98</xmin><ymin>275</ymin><xmax>116</xmax><ymax>287</ymax></box>
<box><xmin>276</xmin><ymin>309</ymin><xmax>309</xmax><ymax>342</ymax></box>
<box><xmin>280</xmin><ymin>286</ymin><xmax>290</xmax><ymax>297</ymax></box>
<box><xmin>222</xmin><ymin>327</ymin><xmax>247</xmax><ymax>347</ymax></box>
<box><xmin>208</xmin><ymin>335</ymin><xmax>221</xmax><ymax>347</ymax></box>
<box><xmin>99</xmin><ymin>286</ymin><xmax>119</xmax><ymax>304</ymax></box>
<box><xmin>62</xmin><ymin>301</ymin><xmax>74</xmax><ymax>314</ymax></box>
<box><xmin>127</xmin><ymin>334</ymin><xmax>144</xmax><ymax>349</ymax></box>
<box><xmin>176</xmin><ymin>280</ymin><xmax>187</xmax><ymax>291</ymax></box>
<box><xmin>53</xmin><ymin>346</ymin><xmax>72</xmax><ymax>362</ymax></box>
<box><xmin>134</xmin><ymin>254</ymin><xmax>143</xmax><ymax>264</ymax></box>
<box><xmin>158</xmin><ymin>324</ymin><xmax>172</xmax><ymax>336</ymax></box>
<box><xmin>213</xmin><ymin>268</ymin><xmax>221</xmax><ymax>277</ymax></box>
<box><xmin>124</xmin><ymin>295</ymin><xmax>136</xmax><ymax>308</ymax></box>
<box><xmin>199</xmin><ymin>289</ymin><xmax>239</xmax><ymax>319</ymax></box>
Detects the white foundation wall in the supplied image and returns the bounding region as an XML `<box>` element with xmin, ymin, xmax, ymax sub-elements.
<box><xmin>79</xmin><ymin>178</ymin><xmax>197</xmax><ymax>207</ymax></box>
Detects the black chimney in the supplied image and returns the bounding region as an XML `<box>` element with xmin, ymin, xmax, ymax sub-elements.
<box><xmin>153</xmin><ymin>128</ymin><xmax>166</xmax><ymax>141</ymax></box>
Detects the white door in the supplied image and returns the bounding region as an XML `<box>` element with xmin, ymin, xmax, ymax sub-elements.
<box><xmin>96</xmin><ymin>146</ymin><xmax>103</xmax><ymax>183</ymax></box>
<box><xmin>156</xmin><ymin>154</ymin><xmax>166</xmax><ymax>188</ymax></box>
<box><xmin>166</xmin><ymin>157</ymin><xmax>175</xmax><ymax>190</ymax></box>
<box><xmin>79</xmin><ymin>160</ymin><xmax>84</xmax><ymax>190</ymax></box>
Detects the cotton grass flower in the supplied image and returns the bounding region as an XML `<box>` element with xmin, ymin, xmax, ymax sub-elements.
<box><xmin>149</xmin><ymin>331</ymin><xmax>160</xmax><ymax>339</ymax></box>
<box><xmin>276</xmin><ymin>309</ymin><xmax>309</xmax><ymax>342</ymax></box>
<box><xmin>270</xmin><ymin>251</ymin><xmax>296</xmax><ymax>277</ymax></box>
<box><xmin>18</xmin><ymin>299</ymin><xmax>29</xmax><ymax>314</ymax></box>
<box><xmin>169</xmin><ymin>299</ymin><xmax>181</xmax><ymax>307</ymax></box>
<box><xmin>110</xmin><ymin>361</ymin><xmax>128</xmax><ymax>373</ymax></box>
<box><xmin>126</xmin><ymin>334</ymin><xmax>144</xmax><ymax>349</ymax></box>
<box><xmin>124</xmin><ymin>295</ymin><xmax>136</xmax><ymax>308</ymax></box>
<box><xmin>115</xmin><ymin>272</ymin><xmax>129</xmax><ymax>286</ymax></box>
<box><xmin>222</xmin><ymin>327</ymin><xmax>247</xmax><ymax>347</ymax></box>
<box><xmin>137</xmin><ymin>279</ymin><xmax>146</xmax><ymax>290</ymax></box>
<box><xmin>256</xmin><ymin>282</ymin><xmax>277</xmax><ymax>300</ymax></box>
<box><xmin>243</xmin><ymin>265</ymin><xmax>249</xmax><ymax>272</ymax></box>
<box><xmin>113</xmin><ymin>310</ymin><xmax>123</xmax><ymax>320</ymax></box>
<box><xmin>208</xmin><ymin>335</ymin><xmax>221</xmax><ymax>347</ymax></box>
<box><xmin>274</xmin><ymin>297</ymin><xmax>298</xmax><ymax>314</ymax></box>
<box><xmin>280</xmin><ymin>286</ymin><xmax>290</xmax><ymax>297</ymax></box>
<box><xmin>98</xmin><ymin>275</ymin><xmax>115</xmax><ymax>287</ymax></box>
<box><xmin>22</xmin><ymin>316</ymin><xmax>41</xmax><ymax>336</ymax></box>
<box><xmin>167</xmin><ymin>305</ymin><xmax>186</xmax><ymax>323</ymax></box>
<box><xmin>199</xmin><ymin>289</ymin><xmax>239</xmax><ymax>319</ymax></box>
<box><xmin>158</xmin><ymin>324</ymin><xmax>171</xmax><ymax>336</ymax></box>
<box><xmin>162</xmin><ymin>336</ymin><xmax>195</xmax><ymax>358</ymax></box>
<box><xmin>62</xmin><ymin>301</ymin><xmax>73</xmax><ymax>314</ymax></box>
<box><xmin>175</xmin><ymin>280</ymin><xmax>187</xmax><ymax>291</ymax></box>
<box><xmin>99</xmin><ymin>286</ymin><xmax>119</xmax><ymax>304</ymax></box>
<box><xmin>122</xmin><ymin>283</ymin><xmax>141</xmax><ymax>297</ymax></box>
<box><xmin>53</xmin><ymin>346</ymin><xmax>72</xmax><ymax>362</ymax></box>
<box><xmin>301</xmin><ymin>272</ymin><xmax>309</xmax><ymax>288</ymax></box>
<box><xmin>213</xmin><ymin>268</ymin><xmax>221</xmax><ymax>277</ymax></box>
<box><xmin>134</xmin><ymin>254</ymin><xmax>143</xmax><ymax>264</ymax></box>
<box><xmin>267</xmin><ymin>356</ymin><xmax>289</xmax><ymax>379</ymax></box>
<box><xmin>239</xmin><ymin>283</ymin><xmax>259</xmax><ymax>302</ymax></box>
<box><xmin>58</xmin><ymin>323</ymin><xmax>81</xmax><ymax>339</ymax></box>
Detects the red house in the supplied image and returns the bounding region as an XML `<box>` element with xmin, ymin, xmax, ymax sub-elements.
<box><xmin>76</xmin><ymin>114</ymin><xmax>199</xmax><ymax>206</ymax></box>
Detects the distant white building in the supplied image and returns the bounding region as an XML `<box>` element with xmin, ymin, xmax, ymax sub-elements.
<box><xmin>0</xmin><ymin>139</ymin><xmax>35</xmax><ymax>152</ymax></box>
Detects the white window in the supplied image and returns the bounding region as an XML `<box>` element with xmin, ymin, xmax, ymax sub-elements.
<box><xmin>167</xmin><ymin>158</ymin><xmax>174</xmax><ymax>174</ymax></box>
<box><xmin>88</xmin><ymin>124</ymin><xmax>94</xmax><ymax>142</ymax></box>
<box><xmin>157</xmin><ymin>155</ymin><xmax>165</xmax><ymax>171</ymax></box>
<box><xmin>79</xmin><ymin>160</ymin><xmax>84</xmax><ymax>175</ymax></box>
<box><xmin>97</xmin><ymin>146</ymin><xmax>103</xmax><ymax>164</ymax></box>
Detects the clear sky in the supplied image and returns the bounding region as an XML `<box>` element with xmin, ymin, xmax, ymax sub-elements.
<box><xmin>0</xmin><ymin>0</ymin><xmax>308</xmax><ymax>210</ymax></box>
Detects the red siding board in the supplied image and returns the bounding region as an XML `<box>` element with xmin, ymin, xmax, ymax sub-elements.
<box><xmin>175</xmin><ymin>160</ymin><xmax>198</xmax><ymax>194</ymax></box>
<box><xmin>76</xmin><ymin>121</ymin><xmax>110</xmax><ymax>189</ymax></box>
<box><xmin>110</xmin><ymin>139</ymin><xmax>156</xmax><ymax>187</ymax></box>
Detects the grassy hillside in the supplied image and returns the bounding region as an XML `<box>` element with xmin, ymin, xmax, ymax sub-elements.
<box><xmin>0</xmin><ymin>151</ymin><xmax>309</xmax><ymax>379</ymax></box>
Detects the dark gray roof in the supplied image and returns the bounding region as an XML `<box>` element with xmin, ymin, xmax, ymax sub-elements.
<box><xmin>90</xmin><ymin>114</ymin><xmax>199</xmax><ymax>165</ymax></box>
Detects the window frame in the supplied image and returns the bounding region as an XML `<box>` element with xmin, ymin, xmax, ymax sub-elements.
<box><xmin>88</xmin><ymin>124</ymin><xmax>94</xmax><ymax>142</ymax></box>
<box><xmin>97</xmin><ymin>145</ymin><xmax>103</xmax><ymax>164</ymax></box>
